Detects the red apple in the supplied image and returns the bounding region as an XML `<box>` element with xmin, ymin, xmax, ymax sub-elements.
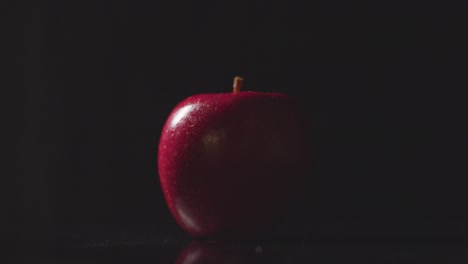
<box><xmin>158</xmin><ymin>77</ymin><xmax>311</xmax><ymax>238</ymax></box>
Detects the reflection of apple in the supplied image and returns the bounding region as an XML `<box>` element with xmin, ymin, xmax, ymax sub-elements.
<box><xmin>158</xmin><ymin>77</ymin><xmax>311</xmax><ymax>238</ymax></box>
<box><xmin>176</xmin><ymin>240</ymin><xmax>269</xmax><ymax>264</ymax></box>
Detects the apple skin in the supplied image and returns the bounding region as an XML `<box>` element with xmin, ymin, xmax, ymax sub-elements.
<box><xmin>158</xmin><ymin>91</ymin><xmax>311</xmax><ymax>238</ymax></box>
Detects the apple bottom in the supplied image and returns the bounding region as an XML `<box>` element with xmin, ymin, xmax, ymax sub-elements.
<box><xmin>167</xmin><ymin>165</ymin><xmax>306</xmax><ymax>238</ymax></box>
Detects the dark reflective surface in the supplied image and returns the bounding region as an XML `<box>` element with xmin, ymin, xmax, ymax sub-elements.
<box><xmin>176</xmin><ymin>240</ymin><xmax>277</xmax><ymax>264</ymax></box>
<box><xmin>9</xmin><ymin>234</ymin><xmax>468</xmax><ymax>263</ymax></box>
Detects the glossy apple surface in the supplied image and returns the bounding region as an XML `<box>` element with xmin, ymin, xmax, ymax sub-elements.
<box><xmin>158</xmin><ymin>82</ymin><xmax>311</xmax><ymax>238</ymax></box>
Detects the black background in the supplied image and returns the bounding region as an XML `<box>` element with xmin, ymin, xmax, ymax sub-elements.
<box><xmin>5</xmin><ymin>0</ymin><xmax>468</xmax><ymax>254</ymax></box>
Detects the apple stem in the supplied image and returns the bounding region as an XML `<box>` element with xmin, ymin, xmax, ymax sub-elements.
<box><xmin>233</xmin><ymin>76</ymin><xmax>244</xmax><ymax>93</ymax></box>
